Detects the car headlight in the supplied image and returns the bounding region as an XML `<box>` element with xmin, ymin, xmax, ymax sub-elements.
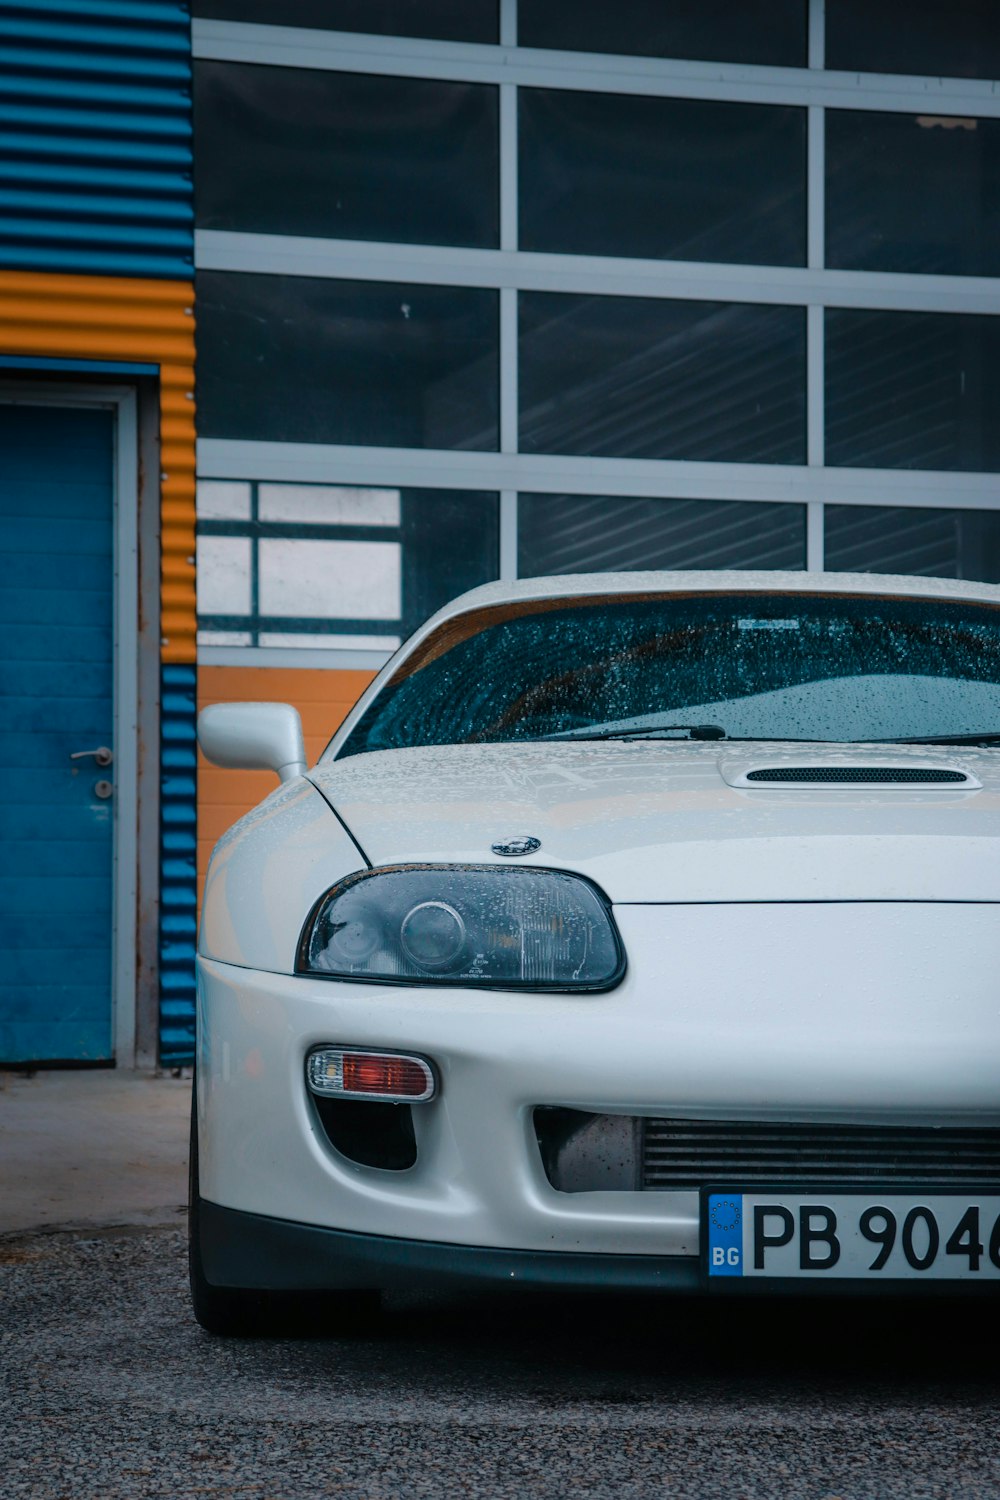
<box><xmin>298</xmin><ymin>864</ymin><xmax>625</xmax><ymax>990</ymax></box>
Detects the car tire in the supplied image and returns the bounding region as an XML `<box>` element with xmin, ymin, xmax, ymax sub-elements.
<box><xmin>188</xmin><ymin>1080</ymin><xmax>381</xmax><ymax>1338</ymax></box>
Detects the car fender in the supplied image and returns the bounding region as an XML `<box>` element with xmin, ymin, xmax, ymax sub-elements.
<box><xmin>199</xmin><ymin>776</ymin><xmax>367</xmax><ymax>973</ymax></box>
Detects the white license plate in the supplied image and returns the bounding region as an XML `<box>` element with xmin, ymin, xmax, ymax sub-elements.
<box><xmin>705</xmin><ymin>1192</ymin><xmax>1000</xmax><ymax>1281</ymax></box>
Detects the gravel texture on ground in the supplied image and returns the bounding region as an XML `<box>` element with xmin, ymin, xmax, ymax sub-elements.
<box><xmin>2</xmin><ymin>1226</ymin><xmax>999</xmax><ymax>1499</ymax></box>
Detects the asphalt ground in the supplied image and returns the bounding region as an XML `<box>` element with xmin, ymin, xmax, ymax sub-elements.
<box><xmin>3</xmin><ymin>1226</ymin><xmax>1000</xmax><ymax>1499</ymax></box>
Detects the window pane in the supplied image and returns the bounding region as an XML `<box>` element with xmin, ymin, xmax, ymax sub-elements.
<box><xmin>193</xmin><ymin>0</ymin><xmax>498</xmax><ymax>43</ymax></box>
<box><xmin>196</xmin><ymin>536</ymin><xmax>251</xmax><ymax>614</ymax></box>
<box><xmin>825</xmin><ymin>505</ymin><xmax>1000</xmax><ymax>584</ymax></box>
<box><xmin>196</xmin><ymin>272</ymin><xmax>499</xmax><ymax>449</ymax></box>
<box><xmin>259</xmin><ymin>538</ymin><xmax>402</xmax><ymax>618</ymax></box>
<box><xmin>520</xmin><ymin>293</ymin><xmax>806</xmax><ymax>463</ymax></box>
<box><xmin>518</xmin><ymin>495</ymin><xmax>805</xmax><ymax>576</ymax></box>
<box><xmin>826</xmin><ymin>309</ymin><xmax>1000</xmax><ymax>471</ymax></box>
<box><xmin>400</xmin><ymin>489</ymin><xmax>499</xmax><ymax>635</ymax></box>
<box><xmin>826</xmin><ymin>0</ymin><xmax>1000</xmax><ymax>80</ymax></box>
<box><xmin>196</xmin><ymin>480</ymin><xmax>251</xmax><ymax>519</ymax></box>
<box><xmin>258</xmin><ymin>485</ymin><xmax>401</xmax><ymax>526</ymax></box>
<box><xmin>827</xmin><ymin>110</ymin><xmax>1000</xmax><ymax>277</ymax></box>
<box><xmin>520</xmin><ymin>90</ymin><xmax>805</xmax><ymax>265</ymax></box>
<box><xmin>519</xmin><ymin>0</ymin><xmax>806</xmax><ymax>67</ymax></box>
<box><xmin>195</xmin><ymin>63</ymin><xmax>499</xmax><ymax>249</ymax></box>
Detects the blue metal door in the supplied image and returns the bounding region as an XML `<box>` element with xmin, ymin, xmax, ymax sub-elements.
<box><xmin>0</xmin><ymin>403</ymin><xmax>116</xmax><ymax>1062</ymax></box>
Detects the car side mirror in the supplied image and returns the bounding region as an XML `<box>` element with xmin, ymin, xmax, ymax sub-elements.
<box><xmin>198</xmin><ymin>702</ymin><xmax>307</xmax><ymax>783</ymax></box>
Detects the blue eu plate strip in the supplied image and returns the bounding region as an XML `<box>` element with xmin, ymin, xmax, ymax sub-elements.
<box><xmin>707</xmin><ymin>1193</ymin><xmax>744</xmax><ymax>1276</ymax></box>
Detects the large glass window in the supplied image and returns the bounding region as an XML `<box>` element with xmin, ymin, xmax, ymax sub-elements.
<box><xmin>518</xmin><ymin>0</ymin><xmax>807</xmax><ymax>68</ymax></box>
<box><xmin>826</xmin><ymin>309</ymin><xmax>1000</xmax><ymax>472</ymax></box>
<box><xmin>196</xmin><ymin>482</ymin><xmax>499</xmax><ymax>649</ymax></box>
<box><xmin>827</xmin><ymin>110</ymin><xmax>1000</xmax><ymax>278</ymax></box>
<box><xmin>195</xmin><ymin>63</ymin><xmax>499</xmax><ymax>248</ymax></box>
<box><xmin>196</xmin><ymin>272</ymin><xmax>499</xmax><ymax>449</ymax></box>
<box><xmin>520</xmin><ymin>90</ymin><xmax>805</xmax><ymax>265</ymax></box>
<box><xmin>518</xmin><ymin>495</ymin><xmax>805</xmax><ymax>575</ymax></box>
<box><xmin>193</xmin><ymin>0</ymin><xmax>498</xmax><ymax>44</ymax></box>
<box><xmin>826</xmin><ymin>0</ymin><xmax>1000</xmax><ymax>81</ymax></box>
<box><xmin>519</xmin><ymin>294</ymin><xmax>806</xmax><ymax>463</ymax></box>
<box><xmin>825</xmin><ymin>505</ymin><xmax>1000</xmax><ymax>584</ymax></box>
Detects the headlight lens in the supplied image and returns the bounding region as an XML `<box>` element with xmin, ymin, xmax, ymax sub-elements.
<box><xmin>298</xmin><ymin>865</ymin><xmax>624</xmax><ymax>990</ymax></box>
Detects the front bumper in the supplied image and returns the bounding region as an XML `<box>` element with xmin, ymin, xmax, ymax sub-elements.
<box><xmin>197</xmin><ymin>901</ymin><xmax>1000</xmax><ymax>1265</ymax></box>
<box><xmin>198</xmin><ymin>1201</ymin><xmax>1000</xmax><ymax>1298</ymax></box>
<box><xmin>198</xmin><ymin>1199</ymin><xmax>699</xmax><ymax>1292</ymax></box>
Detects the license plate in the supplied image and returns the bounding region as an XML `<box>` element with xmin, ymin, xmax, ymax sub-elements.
<box><xmin>704</xmin><ymin>1192</ymin><xmax>1000</xmax><ymax>1281</ymax></box>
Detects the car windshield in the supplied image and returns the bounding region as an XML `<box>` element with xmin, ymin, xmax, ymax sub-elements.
<box><xmin>335</xmin><ymin>591</ymin><xmax>1000</xmax><ymax>757</ymax></box>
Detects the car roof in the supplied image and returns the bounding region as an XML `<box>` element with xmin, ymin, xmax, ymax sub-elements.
<box><xmin>441</xmin><ymin>569</ymin><xmax>1000</xmax><ymax>619</ymax></box>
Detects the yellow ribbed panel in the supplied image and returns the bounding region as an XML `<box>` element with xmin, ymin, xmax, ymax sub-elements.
<box><xmin>0</xmin><ymin>270</ymin><xmax>197</xmax><ymax>663</ymax></box>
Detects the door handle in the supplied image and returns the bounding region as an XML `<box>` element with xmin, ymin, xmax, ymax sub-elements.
<box><xmin>70</xmin><ymin>746</ymin><xmax>113</xmax><ymax>767</ymax></box>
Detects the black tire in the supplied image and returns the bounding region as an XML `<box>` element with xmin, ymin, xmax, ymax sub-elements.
<box><xmin>188</xmin><ymin>1082</ymin><xmax>381</xmax><ymax>1337</ymax></box>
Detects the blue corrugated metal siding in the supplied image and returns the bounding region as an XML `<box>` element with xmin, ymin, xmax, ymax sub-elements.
<box><xmin>0</xmin><ymin>1</ymin><xmax>193</xmax><ymax>277</ymax></box>
<box><xmin>159</xmin><ymin>662</ymin><xmax>197</xmax><ymax>1065</ymax></box>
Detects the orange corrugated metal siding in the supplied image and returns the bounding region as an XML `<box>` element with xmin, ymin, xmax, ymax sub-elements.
<box><xmin>0</xmin><ymin>268</ymin><xmax>197</xmax><ymax>662</ymax></box>
<box><xmin>197</xmin><ymin>666</ymin><xmax>377</xmax><ymax>898</ymax></box>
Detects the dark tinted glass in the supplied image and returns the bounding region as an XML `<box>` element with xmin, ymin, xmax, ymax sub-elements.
<box><xmin>826</xmin><ymin>310</ymin><xmax>1000</xmax><ymax>472</ymax></box>
<box><xmin>341</xmin><ymin>593</ymin><xmax>1000</xmax><ymax>755</ymax></box>
<box><xmin>401</xmin><ymin>491</ymin><xmax>499</xmax><ymax>635</ymax></box>
<box><xmin>520</xmin><ymin>90</ymin><xmax>805</xmax><ymax>265</ymax></box>
<box><xmin>827</xmin><ymin>0</ymin><xmax>1000</xmax><ymax>80</ymax></box>
<box><xmin>520</xmin><ymin>293</ymin><xmax>806</xmax><ymax>463</ymax></box>
<box><xmin>825</xmin><ymin>505</ymin><xmax>1000</xmax><ymax>584</ymax></box>
<box><xmin>193</xmin><ymin>0</ymin><xmax>497</xmax><ymax>43</ymax></box>
<box><xmin>519</xmin><ymin>0</ymin><xmax>807</xmax><ymax>66</ymax></box>
<box><xmin>518</xmin><ymin>495</ymin><xmax>805</xmax><ymax>575</ymax></box>
<box><xmin>195</xmin><ymin>63</ymin><xmax>498</xmax><ymax>248</ymax></box>
<box><xmin>196</xmin><ymin>272</ymin><xmax>498</xmax><ymax>449</ymax></box>
<box><xmin>827</xmin><ymin>110</ymin><xmax>1000</xmax><ymax>277</ymax></box>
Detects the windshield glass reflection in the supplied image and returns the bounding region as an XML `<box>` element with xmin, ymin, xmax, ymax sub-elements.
<box><xmin>338</xmin><ymin>592</ymin><xmax>1000</xmax><ymax>756</ymax></box>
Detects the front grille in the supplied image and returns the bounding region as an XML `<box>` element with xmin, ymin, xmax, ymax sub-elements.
<box><xmin>745</xmin><ymin>766</ymin><xmax>968</xmax><ymax>784</ymax></box>
<box><xmin>642</xmin><ymin>1118</ymin><xmax>1000</xmax><ymax>1189</ymax></box>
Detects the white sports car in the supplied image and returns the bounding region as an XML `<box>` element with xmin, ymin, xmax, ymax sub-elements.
<box><xmin>191</xmin><ymin>570</ymin><xmax>1000</xmax><ymax>1333</ymax></box>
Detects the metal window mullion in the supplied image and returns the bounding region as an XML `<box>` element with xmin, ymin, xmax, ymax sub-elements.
<box><xmin>808</xmin><ymin>0</ymin><xmax>825</xmax><ymax>71</ymax></box>
<box><xmin>807</xmin><ymin>305</ymin><xmax>825</xmax><ymax>465</ymax></box>
<box><xmin>500</xmin><ymin>286</ymin><xmax>518</xmax><ymax>454</ymax></box>
<box><xmin>199</xmin><ymin>644</ymin><xmax>396</xmax><ymax>670</ymax></box>
<box><xmin>195</xmin><ymin>231</ymin><xmax>1000</xmax><ymax>316</ymax></box>
<box><xmin>807</xmin><ymin>306</ymin><xmax>825</xmax><ymax>570</ymax></box>
<box><xmin>807</xmin><ymin>106</ymin><xmax>824</xmax><ymax>271</ymax></box>
<box><xmin>499</xmin><ymin>490</ymin><xmax>518</xmax><ymax>579</ymax></box>
<box><xmin>498</xmin><ymin>0</ymin><xmax>518</xmax><ymax>463</ymax></box>
<box><xmin>192</xmin><ymin>20</ymin><xmax>1000</xmax><ymax>117</ymax></box>
<box><xmin>197</xmin><ymin>440</ymin><xmax>1000</xmax><ymax>510</ymax></box>
<box><xmin>806</xmin><ymin>0</ymin><xmax>825</xmax><ymax>575</ymax></box>
<box><xmin>806</xmin><ymin>501</ymin><xmax>825</xmax><ymax>571</ymax></box>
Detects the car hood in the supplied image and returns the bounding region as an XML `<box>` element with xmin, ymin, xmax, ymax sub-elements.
<box><xmin>309</xmin><ymin>741</ymin><xmax>1000</xmax><ymax>903</ymax></box>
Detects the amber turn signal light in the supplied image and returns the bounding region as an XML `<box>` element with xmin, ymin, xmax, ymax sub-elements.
<box><xmin>306</xmin><ymin>1046</ymin><xmax>436</xmax><ymax>1102</ymax></box>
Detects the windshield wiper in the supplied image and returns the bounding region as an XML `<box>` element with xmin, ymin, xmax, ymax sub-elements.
<box><xmin>866</xmin><ymin>731</ymin><xmax>1000</xmax><ymax>746</ymax></box>
<box><xmin>543</xmin><ymin>722</ymin><xmax>727</xmax><ymax>743</ymax></box>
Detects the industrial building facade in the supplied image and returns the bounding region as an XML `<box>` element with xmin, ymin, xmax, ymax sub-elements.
<box><xmin>3</xmin><ymin>1</ymin><xmax>1000</xmax><ymax>1064</ymax></box>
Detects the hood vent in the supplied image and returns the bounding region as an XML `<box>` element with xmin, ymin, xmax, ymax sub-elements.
<box><xmin>745</xmin><ymin>766</ymin><xmax>970</xmax><ymax>785</ymax></box>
